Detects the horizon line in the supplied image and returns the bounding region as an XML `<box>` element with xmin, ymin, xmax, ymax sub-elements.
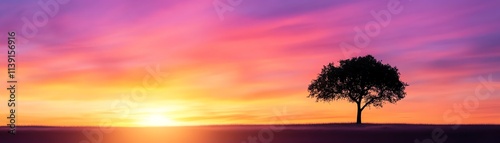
<box><xmin>4</xmin><ymin>122</ymin><xmax>500</xmax><ymax>128</ymax></box>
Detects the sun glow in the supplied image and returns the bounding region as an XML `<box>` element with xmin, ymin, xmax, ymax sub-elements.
<box><xmin>137</xmin><ymin>114</ymin><xmax>178</xmax><ymax>127</ymax></box>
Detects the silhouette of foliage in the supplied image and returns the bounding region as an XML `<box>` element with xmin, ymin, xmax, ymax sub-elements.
<box><xmin>308</xmin><ymin>55</ymin><xmax>408</xmax><ymax>124</ymax></box>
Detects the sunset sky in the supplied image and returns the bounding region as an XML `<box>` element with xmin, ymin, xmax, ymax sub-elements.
<box><xmin>0</xmin><ymin>0</ymin><xmax>499</xmax><ymax>126</ymax></box>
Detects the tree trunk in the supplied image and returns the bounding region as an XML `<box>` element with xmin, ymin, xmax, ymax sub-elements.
<box><xmin>356</xmin><ymin>104</ymin><xmax>362</xmax><ymax>124</ymax></box>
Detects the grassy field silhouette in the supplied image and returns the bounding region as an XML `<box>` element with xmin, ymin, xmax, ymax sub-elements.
<box><xmin>2</xmin><ymin>123</ymin><xmax>499</xmax><ymax>143</ymax></box>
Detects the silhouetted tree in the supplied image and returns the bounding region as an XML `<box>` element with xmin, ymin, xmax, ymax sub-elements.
<box><xmin>307</xmin><ymin>55</ymin><xmax>408</xmax><ymax>124</ymax></box>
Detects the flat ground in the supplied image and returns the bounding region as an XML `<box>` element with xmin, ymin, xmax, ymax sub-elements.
<box><xmin>1</xmin><ymin>124</ymin><xmax>499</xmax><ymax>143</ymax></box>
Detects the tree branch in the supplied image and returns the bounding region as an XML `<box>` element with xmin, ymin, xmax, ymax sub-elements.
<box><xmin>361</xmin><ymin>98</ymin><xmax>373</xmax><ymax>110</ymax></box>
<box><xmin>348</xmin><ymin>94</ymin><xmax>358</xmax><ymax>104</ymax></box>
<box><xmin>361</xmin><ymin>88</ymin><xmax>386</xmax><ymax>110</ymax></box>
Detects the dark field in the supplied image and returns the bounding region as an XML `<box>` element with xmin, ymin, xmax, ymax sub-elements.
<box><xmin>1</xmin><ymin>124</ymin><xmax>499</xmax><ymax>143</ymax></box>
